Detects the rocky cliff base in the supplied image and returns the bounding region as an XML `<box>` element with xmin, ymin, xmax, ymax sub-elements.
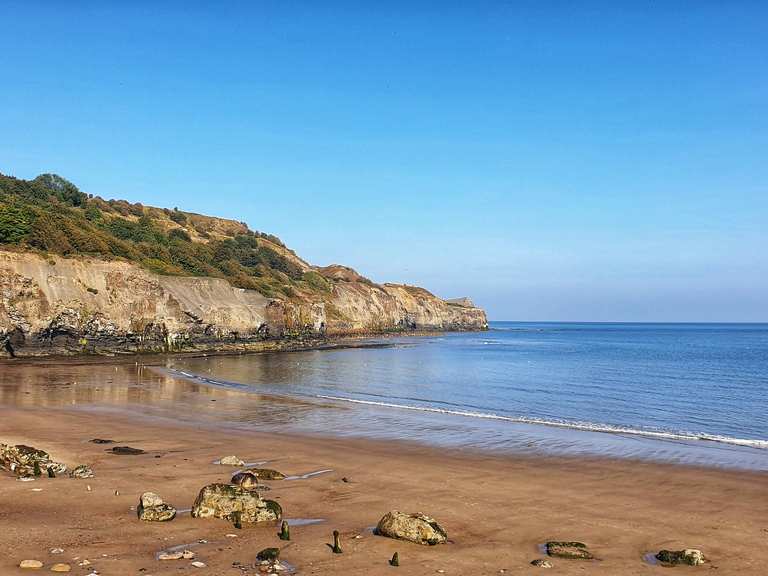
<box><xmin>0</xmin><ymin>251</ymin><xmax>487</xmax><ymax>357</ymax></box>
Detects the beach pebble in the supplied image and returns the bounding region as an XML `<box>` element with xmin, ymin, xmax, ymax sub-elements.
<box><xmin>158</xmin><ymin>551</ymin><xmax>184</xmax><ymax>561</ymax></box>
<box><xmin>50</xmin><ymin>564</ymin><xmax>71</xmax><ymax>572</ymax></box>
<box><xmin>191</xmin><ymin>561</ymin><xmax>206</xmax><ymax>568</ymax></box>
<box><xmin>531</xmin><ymin>558</ymin><xmax>553</xmax><ymax>568</ymax></box>
<box><xmin>50</xmin><ymin>548</ymin><xmax>64</xmax><ymax>554</ymax></box>
<box><xmin>78</xmin><ymin>560</ymin><xmax>91</xmax><ymax>566</ymax></box>
<box><xmin>182</xmin><ymin>550</ymin><xmax>196</xmax><ymax>559</ymax></box>
<box><xmin>19</xmin><ymin>560</ymin><xmax>44</xmax><ymax>569</ymax></box>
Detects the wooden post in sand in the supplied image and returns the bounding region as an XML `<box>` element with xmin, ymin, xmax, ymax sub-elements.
<box><xmin>331</xmin><ymin>530</ymin><xmax>342</xmax><ymax>554</ymax></box>
<box><xmin>279</xmin><ymin>520</ymin><xmax>290</xmax><ymax>541</ymax></box>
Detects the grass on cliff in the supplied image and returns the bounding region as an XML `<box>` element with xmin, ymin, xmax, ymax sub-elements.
<box><xmin>0</xmin><ymin>172</ymin><xmax>321</xmax><ymax>299</ymax></box>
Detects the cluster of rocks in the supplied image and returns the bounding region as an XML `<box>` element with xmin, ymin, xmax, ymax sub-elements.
<box><xmin>1</xmin><ymin>442</ymin><xmax>93</xmax><ymax>480</ymax></box>
<box><xmin>0</xmin><ymin>443</ymin><xmax>67</xmax><ymax>477</ymax></box>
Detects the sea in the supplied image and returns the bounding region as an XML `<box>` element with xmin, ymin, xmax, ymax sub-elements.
<box><xmin>2</xmin><ymin>322</ymin><xmax>767</xmax><ymax>470</ymax></box>
<box><xmin>163</xmin><ymin>322</ymin><xmax>768</xmax><ymax>470</ymax></box>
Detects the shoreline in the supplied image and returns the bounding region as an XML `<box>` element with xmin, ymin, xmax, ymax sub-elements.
<box><xmin>0</xmin><ymin>328</ymin><xmax>476</xmax><ymax>363</ymax></box>
<box><xmin>1</xmin><ymin>404</ymin><xmax>767</xmax><ymax>575</ymax></box>
<box><xmin>2</xmin><ymin>355</ymin><xmax>767</xmax><ymax>472</ymax></box>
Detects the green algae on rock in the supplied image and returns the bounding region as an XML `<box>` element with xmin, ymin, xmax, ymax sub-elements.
<box><xmin>191</xmin><ymin>483</ymin><xmax>281</xmax><ymax>524</ymax></box>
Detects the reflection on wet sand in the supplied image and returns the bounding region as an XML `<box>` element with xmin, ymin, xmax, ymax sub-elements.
<box><xmin>0</xmin><ymin>361</ymin><xmax>327</xmax><ymax>427</ymax></box>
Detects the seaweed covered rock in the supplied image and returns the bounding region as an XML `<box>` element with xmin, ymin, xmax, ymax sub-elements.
<box><xmin>545</xmin><ymin>541</ymin><xmax>594</xmax><ymax>560</ymax></box>
<box><xmin>191</xmin><ymin>483</ymin><xmax>281</xmax><ymax>524</ymax></box>
<box><xmin>137</xmin><ymin>491</ymin><xmax>177</xmax><ymax>522</ymax></box>
<box><xmin>656</xmin><ymin>549</ymin><xmax>705</xmax><ymax>566</ymax></box>
<box><xmin>245</xmin><ymin>468</ymin><xmax>286</xmax><ymax>480</ymax></box>
<box><xmin>375</xmin><ymin>511</ymin><xmax>448</xmax><ymax>545</ymax></box>
<box><xmin>0</xmin><ymin>443</ymin><xmax>67</xmax><ymax>477</ymax></box>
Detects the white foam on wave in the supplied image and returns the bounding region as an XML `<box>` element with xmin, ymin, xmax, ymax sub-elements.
<box><xmin>165</xmin><ymin>368</ymin><xmax>768</xmax><ymax>452</ymax></box>
<box><xmin>315</xmin><ymin>394</ymin><xmax>768</xmax><ymax>450</ymax></box>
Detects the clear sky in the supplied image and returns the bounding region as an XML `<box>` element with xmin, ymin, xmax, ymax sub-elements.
<box><xmin>1</xmin><ymin>1</ymin><xmax>766</xmax><ymax>321</ymax></box>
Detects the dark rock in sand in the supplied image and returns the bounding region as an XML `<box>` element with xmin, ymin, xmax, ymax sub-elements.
<box><xmin>108</xmin><ymin>446</ymin><xmax>145</xmax><ymax>455</ymax></box>
<box><xmin>89</xmin><ymin>438</ymin><xmax>115</xmax><ymax>444</ymax></box>
<box><xmin>231</xmin><ymin>470</ymin><xmax>268</xmax><ymax>490</ymax></box>
<box><xmin>191</xmin><ymin>483</ymin><xmax>282</xmax><ymax>524</ymax></box>
<box><xmin>375</xmin><ymin>511</ymin><xmax>448</xmax><ymax>545</ymax></box>
<box><xmin>256</xmin><ymin>548</ymin><xmax>280</xmax><ymax>561</ymax></box>
<box><xmin>137</xmin><ymin>491</ymin><xmax>177</xmax><ymax>522</ymax></box>
<box><xmin>531</xmin><ymin>558</ymin><xmax>553</xmax><ymax>568</ymax></box>
<box><xmin>545</xmin><ymin>541</ymin><xmax>594</xmax><ymax>560</ymax></box>
<box><xmin>245</xmin><ymin>467</ymin><xmax>286</xmax><ymax>480</ymax></box>
<box><xmin>656</xmin><ymin>549</ymin><xmax>706</xmax><ymax>566</ymax></box>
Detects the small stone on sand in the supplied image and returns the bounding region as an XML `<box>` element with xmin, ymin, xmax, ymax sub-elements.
<box><xmin>191</xmin><ymin>561</ymin><xmax>206</xmax><ymax>568</ymax></box>
<box><xmin>50</xmin><ymin>564</ymin><xmax>71</xmax><ymax>572</ymax></box>
<box><xmin>19</xmin><ymin>560</ymin><xmax>44</xmax><ymax>569</ymax></box>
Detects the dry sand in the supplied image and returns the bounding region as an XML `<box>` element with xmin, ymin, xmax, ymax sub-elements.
<box><xmin>0</xmin><ymin>368</ymin><xmax>767</xmax><ymax>575</ymax></box>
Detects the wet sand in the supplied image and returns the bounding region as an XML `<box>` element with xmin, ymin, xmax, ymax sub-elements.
<box><xmin>1</xmin><ymin>362</ymin><xmax>767</xmax><ymax>575</ymax></box>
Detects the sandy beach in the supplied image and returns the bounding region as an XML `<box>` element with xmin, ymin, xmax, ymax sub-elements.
<box><xmin>1</xmin><ymin>361</ymin><xmax>767</xmax><ymax>575</ymax></box>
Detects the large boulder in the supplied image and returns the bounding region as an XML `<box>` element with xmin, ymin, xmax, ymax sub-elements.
<box><xmin>545</xmin><ymin>541</ymin><xmax>594</xmax><ymax>560</ymax></box>
<box><xmin>375</xmin><ymin>511</ymin><xmax>448</xmax><ymax>545</ymax></box>
<box><xmin>191</xmin><ymin>483</ymin><xmax>281</xmax><ymax>524</ymax></box>
<box><xmin>656</xmin><ymin>549</ymin><xmax>705</xmax><ymax>566</ymax></box>
<box><xmin>137</xmin><ymin>491</ymin><xmax>177</xmax><ymax>522</ymax></box>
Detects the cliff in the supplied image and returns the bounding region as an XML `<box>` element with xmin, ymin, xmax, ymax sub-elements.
<box><xmin>0</xmin><ymin>173</ymin><xmax>486</xmax><ymax>357</ymax></box>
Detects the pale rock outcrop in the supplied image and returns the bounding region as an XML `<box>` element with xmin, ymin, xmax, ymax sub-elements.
<box><xmin>0</xmin><ymin>250</ymin><xmax>487</xmax><ymax>357</ymax></box>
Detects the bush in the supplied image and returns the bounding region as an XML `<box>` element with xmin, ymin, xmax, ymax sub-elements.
<box><xmin>0</xmin><ymin>204</ymin><xmax>33</xmax><ymax>243</ymax></box>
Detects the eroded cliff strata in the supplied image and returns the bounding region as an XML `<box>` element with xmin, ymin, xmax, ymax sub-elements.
<box><xmin>0</xmin><ymin>251</ymin><xmax>487</xmax><ymax>357</ymax></box>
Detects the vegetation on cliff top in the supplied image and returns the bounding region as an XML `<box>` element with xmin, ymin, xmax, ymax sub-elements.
<box><xmin>0</xmin><ymin>172</ymin><xmax>327</xmax><ymax>299</ymax></box>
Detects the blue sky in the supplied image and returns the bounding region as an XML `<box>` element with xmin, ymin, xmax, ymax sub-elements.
<box><xmin>1</xmin><ymin>1</ymin><xmax>766</xmax><ymax>321</ymax></box>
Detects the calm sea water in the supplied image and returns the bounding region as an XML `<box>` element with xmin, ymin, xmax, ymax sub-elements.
<box><xmin>165</xmin><ymin>322</ymin><xmax>768</xmax><ymax>470</ymax></box>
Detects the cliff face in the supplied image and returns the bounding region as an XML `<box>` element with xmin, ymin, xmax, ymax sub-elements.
<box><xmin>0</xmin><ymin>251</ymin><xmax>487</xmax><ymax>357</ymax></box>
